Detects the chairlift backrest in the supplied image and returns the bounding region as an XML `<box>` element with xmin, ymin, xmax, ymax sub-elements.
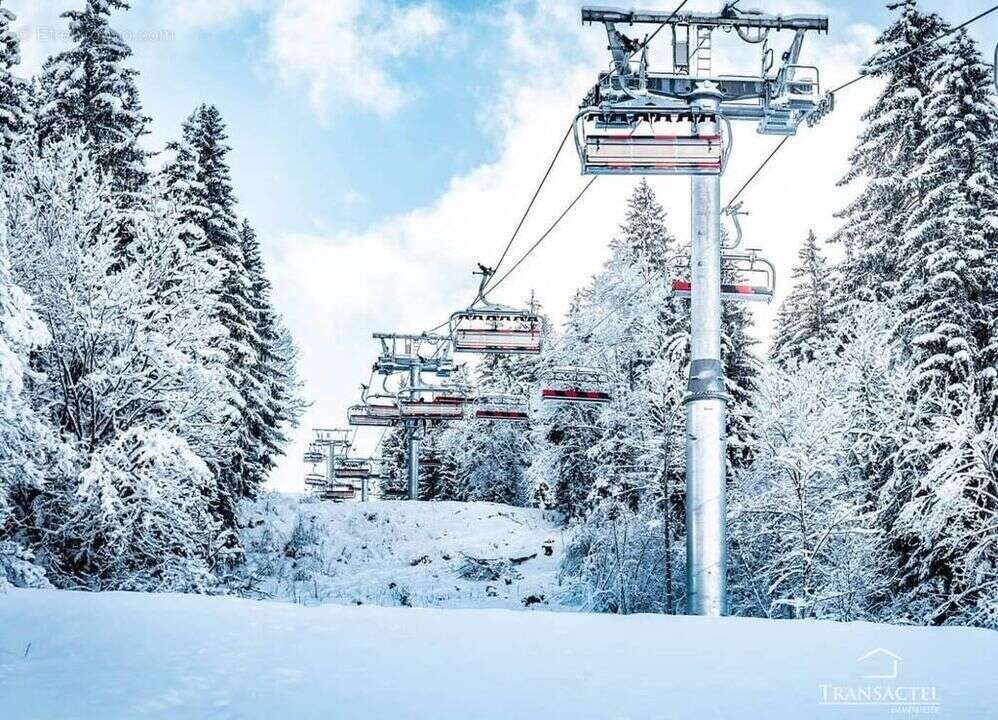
<box><xmin>348</xmin><ymin>404</ymin><xmax>400</xmax><ymax>427</ymax></box>
<box><xmin>541</xmin><ymin>366</ymin><xmax>613</xmax><ymax>405</ymax></box>
<box><xmin>575</xmin><ymin>111</ymin><xmax>724</xmax><ymax>176</ymax></box>
<box><xmin>451</xmin><ymin>308</ymin><xmax>542</xmax><ymax>355</ymax></box>
<box><xmin>671</xmin><ymin>250</ymin><xmax>775</xmax><ymax>303</ymax></box>
<box><xmin>474</xmin><ymin>394</ymin><xmax>530</xmax><ymax>422</ymax></box>
<box><xmin>398</xmin><ymin>397</ymin><xmax>466</xmax><ymax>420</ymax></box>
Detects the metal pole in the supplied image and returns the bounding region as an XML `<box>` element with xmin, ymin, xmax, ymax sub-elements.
<box><xmin>325</xmin><ymin>440</ymin><xmax>334</xmax><ymax>492</ymax></box>
<box><xmin>685</xmin><ymin>87</ymin><xmax>728</xmax><ymax>617</ymax></box>
<box><xmin>407</xmin><ymin>365</ymin><xmax>421</xmax><ymax>501</ymax></box>
<box><xmin>361</xmin><ymin>474</ymin><xmax>369</xmax><ymax>503</ymax></box>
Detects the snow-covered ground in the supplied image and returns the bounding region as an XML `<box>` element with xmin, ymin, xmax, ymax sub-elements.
<box><xmin>235</xmin><ymin>494</ymin><xmax>569</xmax><ymax>609</ymax></box>
<box><xmin>2</xmin><ymin>588</ymin><xmax>995</xmax><ymax>719</ymax></box>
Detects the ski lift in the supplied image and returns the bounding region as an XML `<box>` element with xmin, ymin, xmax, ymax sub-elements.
<box><xmin>540</xmin><ymin>367</ymin><xmax>612</xmax><ymax>405</ymax></box>
<box><xmin>304</xmin><ymin>473</ymin><xmax>326</xmax><ymax>488</ymax></box>
<box><xmin>303</xmin><ymin>444</ymin><xmax>325</xmax><ymax>464</ymax></box>
<box><xmin>474</xmin><ymin>394</ymin><xmax>530</xmax><ymax>423</ymax></box>
<box><xmin>574</xmin><ymin>111</ymin><xmax>725</xmax><ymax>176</ymax></box>
<box><xmin>671</xmin><ymin>249</ymin><xmax>775</xmax><ymax>303</ymax></box>
<box><xmin>323</xmin><ymin>484</ymin><xmax>358</xmax><ymax>502</ymax></box>
<box><xmin>348</xmin><ymin>384</ymin><xmax>401</xmax><ymax>427</ymax></box>
<box><xmin>348</xmin><ymin>403</ymin><xmax>400</xmax><ymax>427</ymax></box>
<box><xmin>399</xmin><ymin>397</ymin><xmax>466</xmax><ymax>421</ymax></box>
<box><xmin>398</xmin><ymin>385</ymin><xmax>468</xmax><ymax>421</ymax></box>
<box><xmin>450</xmin><ymin>265</ymin><xmax>542</xmax><ymax>355</ymax></box>
<box><xmin>334</xmin><ymin>458</ymin><xmax>372</xmax><ymax>480</ymax></box>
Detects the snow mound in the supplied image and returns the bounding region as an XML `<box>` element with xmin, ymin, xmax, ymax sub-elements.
<box><xmin>2</xmin><ymin>589</ymin><xmax>995</xmax><ymax>719</ymax></box>
<box><xmin>235</xmin><ymin>494</ymin><xmax>567</xmax><ymax>609</ymax></box>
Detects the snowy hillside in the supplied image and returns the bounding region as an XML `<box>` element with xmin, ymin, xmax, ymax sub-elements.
<box><xmin>234</xmin><ymin>494</ymin><xmax>568</xmax><ymax>609</ymax></box>
<box><xmin>2</xmin><ymin>588</ymin><xmax>995</xmax><ymax>720</ymax></box>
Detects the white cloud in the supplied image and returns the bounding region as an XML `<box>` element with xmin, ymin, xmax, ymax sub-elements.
<box><xmin>266</xmin><ymin>0</ymin><xmax>446</xmax><ymax>119</ymax></box>
<box><xmin>267</xmin><ymin>0</ymin><xmax>880</xmax><ymax>492</ymax></box>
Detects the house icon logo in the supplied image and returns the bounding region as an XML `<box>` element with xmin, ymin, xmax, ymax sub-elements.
<box><xmin>856</xmin><ymin>648</ymin><xmax>901</xmax><ymax>680</ymax></box>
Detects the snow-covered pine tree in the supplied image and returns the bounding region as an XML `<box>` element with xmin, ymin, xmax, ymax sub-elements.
<box><xmin>898</xmin><ymin>29</ymin><xmax>998</xmax><ymax>408</ymax></box>
<box><xmin>831</xmin><ymin>0</ymin><xmax>949</xmax><ymax>308</ymax></box>
<box><xmin>240</xmin><ymin>220</ymin><xmax>305</xmax><ymax>487</ymax></box>
<box><xmin>38</xmin><ymin>0</ymin><xmax>149</xmax><ymax>198</ymax></box>
<box><xmin>528</xmin><ymin>292</ymin><xmax>605</xmax><ymax>519</ymax></box>
<box><xmin>772</xmin><ymin>230</ymin><xmax>834</xmax><ymax>364</ymax></box>
<box><xmin>871</xmin><ymin>29</ymin><xmax>998</xmax><ymax>629</ymax></box>
<box><xmin>164</xmin><ymin>105</ymin><xmax>261</xmax><ymax>518</ymax></box>
<box><xmin>0</xmin><ymin>2</ymin><xmax>29</xmax><ymax>163</ymax></box>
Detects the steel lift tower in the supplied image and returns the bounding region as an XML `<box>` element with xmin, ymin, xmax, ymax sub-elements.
<box><xmin>372</xmin><ymin>333</ymin><xmax>455</xmax><ymax>501</ymax></box>
<box><xmin>577</xmin><ymin>3</ymin><xmax>828</xmax><ymax>616</ymax></box>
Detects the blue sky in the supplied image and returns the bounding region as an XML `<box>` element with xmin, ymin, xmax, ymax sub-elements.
<box><xmin>8</xmin><ymin>0</ymin><xmax>998</xmax><ymax>491</ymax></box>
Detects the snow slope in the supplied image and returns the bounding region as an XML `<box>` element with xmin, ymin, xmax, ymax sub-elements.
<box><xmin>235</xmin><ymin>495</ymin><xmax>568</xmax><ymax>609</ymax></box>
<box><xmin>1</xmin><ymin>588</ymin><xmax>995</xmax><ymax>719</ymax></box>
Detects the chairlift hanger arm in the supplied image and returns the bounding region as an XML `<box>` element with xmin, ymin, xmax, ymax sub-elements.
<box><xmin>582</xmin><ymin>7</ymin><xmax>828</xmax><ymax>33</ymax></box>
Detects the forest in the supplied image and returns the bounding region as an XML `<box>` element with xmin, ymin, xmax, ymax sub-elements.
<box><xmin>1</xmin><ymin>0</ymin><xmax>996</xmax><ymax>633</ymax></box>
<box><xmin>0</xmin><ymin>0</ymin><xmax>305</xmax><ymax>592</ymax></box>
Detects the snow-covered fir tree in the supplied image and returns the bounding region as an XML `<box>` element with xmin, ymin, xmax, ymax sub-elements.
<box><xmin>831</xmin><ymin>0</ymin><xmax>949</xmax><ymax>306</ymax></box>
<box><xmin>164</xmin><ymin>105</ymin><xmax>261</xmax><ymax>518</ymax></box>
<box><xmin>241</xmin><ymin>220</ymin><xmax>305</xmax><ymax>487</ymax></box>
<box><xmin>898</xmin><ymin>29</ymin><xmax>998</xmax><ymax>408</ymax></box>
<box><xmin>38</xmin><ymin>0</ymin><xmax>149</xmax><ymax>198</ymax></box>
<box><xmin>772</xmin><ymin>230</ymin><xmax>834</xmax><ymax>363</ymax></box>
<box><xmin>0</xmin><ymin>2</ymin><xmax>29</xmax><ymax>163</ymax></box>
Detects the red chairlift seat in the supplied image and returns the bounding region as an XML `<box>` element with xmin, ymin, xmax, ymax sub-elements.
<box><xmin>671</xmin><ymin>250</ymin><xmax>776</xmax><ymax>303</ymax></box>
<box><xmin>476</xmin><ymin>407</ymin><xmax>531</xmax><ymax>421</ymax></box>
<box><xmin>671</xmin><ymin>280</ymin><xmax>773</xmax><ymax>302</ymax></box>
<box><xmin>541</xmin><ymin>388</ymin><xmax>612</xmax><ymax>404</ymax></box>
<box><xmin>303</xmin><ymin>450</ymin><xmax>325</xmax><ymax>464</ymax></box>
<box><xmin>399</xmin><ymin>398</ymin><xmax>466</xmax><ymax>421</ymax></box>
<box><xmin>576</xmin><ymin>112</ymin><xmax>724</xmax><ymax>176</ymax></box>
<box><xmin>540</xmin><ymin>367</ymin><xmax>613</xmax><ymax>406</ymax></box>
<box><xmin>451</xmin><ymin>309</ymin><xmax>542</xmax><ymax>355</ymax></box>
<box><xmin>304</xmin><ymin>473</ymin><xmax>326</xmax><ymax>487</ymax></box>
<box><xmin>474</xmin><ymin>394</ymin><xmax>530</xmax><ymax>422</ymax></box>
<box><xmin>334</xmin><ymin>468</ymin><xmax>371</xmax><ymax>480</ymax></box>
<box><xmin>324</xmin><ymin>485</ymin><xmax>358</xmax><ymax>501</ymax></box>
<box><xmin>348</xmin><ymin>403</ymin><xmax>400</xmax><ymax>427</ymax></box>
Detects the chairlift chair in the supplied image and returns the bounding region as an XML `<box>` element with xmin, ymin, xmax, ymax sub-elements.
<box><xmin>450</xmin><ymin>265</ymin><xmax>543</xmax><ymax>355</ymax></box>
<box><xmin>323</xmin><ymin>484</ymin><xmax>358</xmax><ymax>502</ymax></box>
<box><xmin>398</xmin><ymin>383</ymin><xmax>469</xmax><ymax>421</ymax></box>
<box><xmin>334</xmin><ymin>458</ymin><xmax>372</xmax><ymax>480</ymax></box>
<box><xmin>540</xmin><ymin>366</ymin><xmax>613</xmax><ymax>405</ymax></box>
<box><xmin>671</xmin><ymin>249</ymin><xmax>775</xmax><ymax>303</ymax></box>
<box><xmin>303</xmin><ymin>444</ymin><xmax>325</xmax><ymax>464</ymax></box>
<box><xmin>347</xmin><ymin>403</ymin><xmax>400</xmax><ymax>427</ymax></box>
<box><xmin>575</xmin><ymin>111</ymin><xmax>725</xmax><ymax>176</ymax></box>
<box><xmin>474</xmin><ymin>394</ymin><xmax>530</xmax><ymax>423</ymax></box>
<box><xmin>304</xmin><ymin>473</ymin><xmax>326</xmax><ymax>488</ymax></box>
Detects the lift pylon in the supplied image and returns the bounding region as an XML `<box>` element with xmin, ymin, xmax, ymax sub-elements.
<box><xmin>370</xmin><ymin>332</ymin><xmax>462</xmax><ymax>502</ymax></box>
<box><xmin>579</xmin><ymin>3</ymin><xmax>828</xmax><ymax>618</ymax></box>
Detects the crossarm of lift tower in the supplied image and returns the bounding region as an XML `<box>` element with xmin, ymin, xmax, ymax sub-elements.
<box><xmin>579</xmin><ymin>7</ymin><xmax>827</xmax><ymax>104</ymax></box>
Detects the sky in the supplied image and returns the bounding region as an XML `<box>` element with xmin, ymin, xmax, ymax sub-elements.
<box><xmin>7</xmin><ymin>0</ymin><xmax>998</xmax><ymax>492</ymax></box>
